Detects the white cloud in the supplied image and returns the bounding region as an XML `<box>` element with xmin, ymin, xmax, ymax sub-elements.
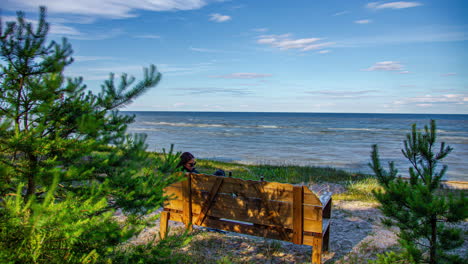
<box><xmin>416</xmin><ymin>104</ymin><xmax>433</xmax><ymax>107</ymax></box>
<box><xmin>305</xmin><ymin>90</ymin><xmax>379</xmax><ymax>98</ymax></box>
<box><xmin>302</xmin><ymin>42</ymin><xmax>335</xmax><ymax>51</ymax></box>
<box><xmin>210</xmin><ymin>73</ymin><xmax>272</xmax><ymax>79</ymax></box>
<box><xmin>3</xmin><ymin>0</ymin><xmax>209</xmax><ymax>19</ymax></box>
<box><xmin>394</xmin><ymin>94</ymin><xmax>467</xmax><ymax>105</ymax></box>
<box><xmin>209</xmin><ymin>13</ymin><xmax>231</xmax><ymax>22</ymax></box>
<box><xmin>399</xmin><ymin>71</ymin><xmax>411</xmax><ymax>74</ymax></box>
<box><xmin>257</xmin><ymin>34</ymin><xmax>334</xmax><ymax>52</ymax></box>
<box><xmin>363</xmin><ymin>61</ymin><xmax>404</xmax><ymax>71</ymax></box>
<box><xmin>366</xmin><ymin>1</ymin><xmax>423</xmax><ymax>10</ymax></box>
<box><xmin>318</xmin><ymin>50</ymin><xmax>331</xmax><ymax>54</ymax></box>
<box><xmin>252</xmin><ymin>28</ymin><xmax>268</xmax><ymax>32</ymax></box>
<box><xmin>355</xmin><ymin>19</ymin><xmax>372</xmax><ymax>24</ymax></box>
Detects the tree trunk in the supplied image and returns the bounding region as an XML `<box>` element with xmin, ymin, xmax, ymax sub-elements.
<box><xmin>26</xmin><ymin>153</ymin><xmax>37</xmax><ymax>198</ymax></box>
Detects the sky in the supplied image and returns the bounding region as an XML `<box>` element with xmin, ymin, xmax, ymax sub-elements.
<box><xmin>1</xmin><ymin>0</ymin><xmax>467</xmax><ymax>114</ymax></box>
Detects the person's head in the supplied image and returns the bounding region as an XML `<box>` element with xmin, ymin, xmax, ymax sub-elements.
<box><xmin>178</xmin><ymin>152</ymin><xmax>196</xmax><ymax>171</ymax></box>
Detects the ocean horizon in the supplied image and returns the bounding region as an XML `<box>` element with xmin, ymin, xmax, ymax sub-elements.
<box><xmin>125</xmin><ymin>111</ymin><xmax>468</xmax><ymax>182</ymax></box>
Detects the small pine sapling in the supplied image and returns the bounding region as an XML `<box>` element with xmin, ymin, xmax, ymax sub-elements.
<box><xmin>369</xmin><ymin>120</ymin><xmax>467</xmax><ymax>264</ymax></box>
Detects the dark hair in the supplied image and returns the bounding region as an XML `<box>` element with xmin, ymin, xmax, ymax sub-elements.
<box><xmin>178</xmin><ymin>152</ymin><xmax>195</xmax><ymax>168</ymax></box>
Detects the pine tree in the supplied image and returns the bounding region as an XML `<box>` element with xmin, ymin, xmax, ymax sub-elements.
<box><xmin>0</xmin><ymin>7</ymin><xmax>184</xmax><ymax>263</ymax></box>
<box><xmin>370</xmin><ymin>120</ymin><xmax>467</xmax><ymax>264</ymax></box>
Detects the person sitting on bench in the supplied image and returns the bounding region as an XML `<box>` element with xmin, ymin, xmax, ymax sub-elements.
<box><xmin>177</xmin><ymin>152</ymin><xmax>225</xmax><ymax>176</ymax></box>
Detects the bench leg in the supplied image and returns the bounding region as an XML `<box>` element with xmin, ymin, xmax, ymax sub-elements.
<box><xmin>311</xmin><ymin>235</ymin><xmax>322</xmax><ymax>264</ymax></box>
<box><xmin>159</xmin><ymin>211</ymin><xmax>170</xmax><ymax>239</ymax></box>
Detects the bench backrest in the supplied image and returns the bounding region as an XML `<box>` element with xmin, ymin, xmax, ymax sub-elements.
<box><xmin>163</xmin><ymin>173</ymin><xmax>331</xmax><ymax>247</ymax></box>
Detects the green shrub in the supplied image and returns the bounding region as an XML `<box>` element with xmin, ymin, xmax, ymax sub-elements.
<box><xmin>369</xmin><ymin>251</ymin><xmax>415</xmax><ymax>264</ymax></box>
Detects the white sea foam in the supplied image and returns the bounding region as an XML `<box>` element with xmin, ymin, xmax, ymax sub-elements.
<box><xmin>439</xmin><ymin>136</ymin><xmax>468</xmax><ymax>143</ymax></box>
<box><xmin>142</xmin><ymin>121</ymin><xmax>225</xmax><ymax>128</ymax></box>
<box><xmin>328</xmin><ymin>127</ymin><xmax>390</xmax><ymax>132</ymax></box>
<box><xmin>140</xmin><ymin>121</ymin><xmax>281</xmax><ymax>129</ymax></box>
<box><xmin>128</xmin><ymin>127</ymin><xmax>161</xmax><ymax>132</ymax></box>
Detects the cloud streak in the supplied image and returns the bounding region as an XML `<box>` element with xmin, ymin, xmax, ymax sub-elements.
<box><xmin>366</xmin><ymin>1</ymin><xmax>423</xmax><ymax>10</ymax></box>
<box><xmin>355</xmin><ymin>19</ymin><xmax>372</xmax><ymax>24</ymax></box>
<box><xmin>174</xmin><ymin>87</ymin><xmax>253</xmax><ymax>96</ymax></box>
<box><xmin>209</xmin><ymin>13</ymin><xmax>231</xmax><ymax>22</ymax></box>
<box><xmin>257</xmin><ymin>34</ymin><xmax>334</xmax><ymax>52</ymax></box>
<box><xmin>3</xmin><ymin>0</ymin><xmax>209</xmax><ymax>19</ymax></box>
<box><xmin>305</xmin><ymin>90</ymin><xmax>380</xmax><ymax>98</ymax></box>
<box><xmin>363</xmin><ymin>61</ymin><xmax>404</xmax><ymax>71</ymax></box>
<box><xmin>394</xmin><ymin>94</ymin><xmax>467</xmax><ymax>106</ymax></box>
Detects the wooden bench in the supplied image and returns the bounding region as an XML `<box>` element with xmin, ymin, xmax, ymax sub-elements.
<box><xmin>160</xmin><ymin>173</ymin><xmax>332</xmax><ymax>264</ymax></box>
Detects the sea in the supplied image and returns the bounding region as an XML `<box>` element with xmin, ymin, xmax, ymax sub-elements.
<box><xmin>125</xmin><ymin>112</ymin><xmax>468</xmax><ymax>182</ymax></box>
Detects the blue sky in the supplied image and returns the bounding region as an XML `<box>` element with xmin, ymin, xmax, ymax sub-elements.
<box><xmin>2</xmin><ymin>0</ymin><xmax>467</xmax><ymax>114</ymax></box>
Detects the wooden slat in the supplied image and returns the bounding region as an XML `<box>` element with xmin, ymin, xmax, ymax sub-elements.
<box><xmin>304</xmin><ymin>218</ymin><xmax>322</xmax><ymax>233</ymax></box>
<box><xmin>182</xmin><ymin>174</ymin><xmax>192</xmax><ymax>230</ymax></box>
<box><xmin>302</xmin><ymin>219</ymin><xmax>331</xmax><ymax>246</ymax></box>
<box><xmin>252</xmin><ymin>182</ymin><xmax>289</xmax><ymax>241</ymax></box>
<box><xmin>190</xmin><ymin>174</ymin><xmax>294</xmax><ymax>202</ymax></box>
<box><xmin>168</xmin><ymin>211</ymin><xmax>294</xmax><ymax>242</ymax></box>
<box><xmin>311</xmin><ymin>234</ymin><xmax>323</xmax><ymax>264</ymax></box>
<box><xmin>165</xmin><ymin>196</ymin><xmax>291</xmax><ymax>226</ymax></box>
<box><xmin>159</xmin><ymin>211</ymin><xmax>170</xmax><ymax>239</ymax></box>
<box><xmin>292</xmin><ymin>186</ymin><xmax>303</xmax><ymax>244</ymax></box>
<box><xmin>194</xmin><ymin>177</ymin><xmax>224</xmax><ymax>225</ymax></box>
<box><xmin>303</xmin><ymin>187</ymin><xmax>322</xmax><ymax>205</ymax></box>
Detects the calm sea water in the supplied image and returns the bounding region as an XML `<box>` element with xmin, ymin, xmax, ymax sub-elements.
<box><xmin>125</xmin><ymin>112</ymin><xmax>468</xmax><ymax>182</ymax></box>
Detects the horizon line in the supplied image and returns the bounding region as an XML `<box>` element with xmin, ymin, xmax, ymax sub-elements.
<box><xmin>121</xmin><ymin>110</ymin><xmax>468</xmax><ymax>115</ymax></box>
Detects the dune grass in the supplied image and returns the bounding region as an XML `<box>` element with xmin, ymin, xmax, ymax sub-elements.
<box><xmin>195</xmin><ymin>158</ymin><xmax>369</xmax><ymax>184</ymax></box>
<box><xmin>192</xmin><ymin>158</ymin><xmax>383</xmax><ymax>202</ymax></box>
<box><xmin>333</xmin><ymin>178</ymin><xmax>382</xmax><ymax>202</ymax></box>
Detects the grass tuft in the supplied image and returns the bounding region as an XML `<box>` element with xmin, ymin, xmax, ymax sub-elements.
<box><xmin>335</xmin><ymin>178</ymin><xmax>382</xmax><ymax>202</ymax></box>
